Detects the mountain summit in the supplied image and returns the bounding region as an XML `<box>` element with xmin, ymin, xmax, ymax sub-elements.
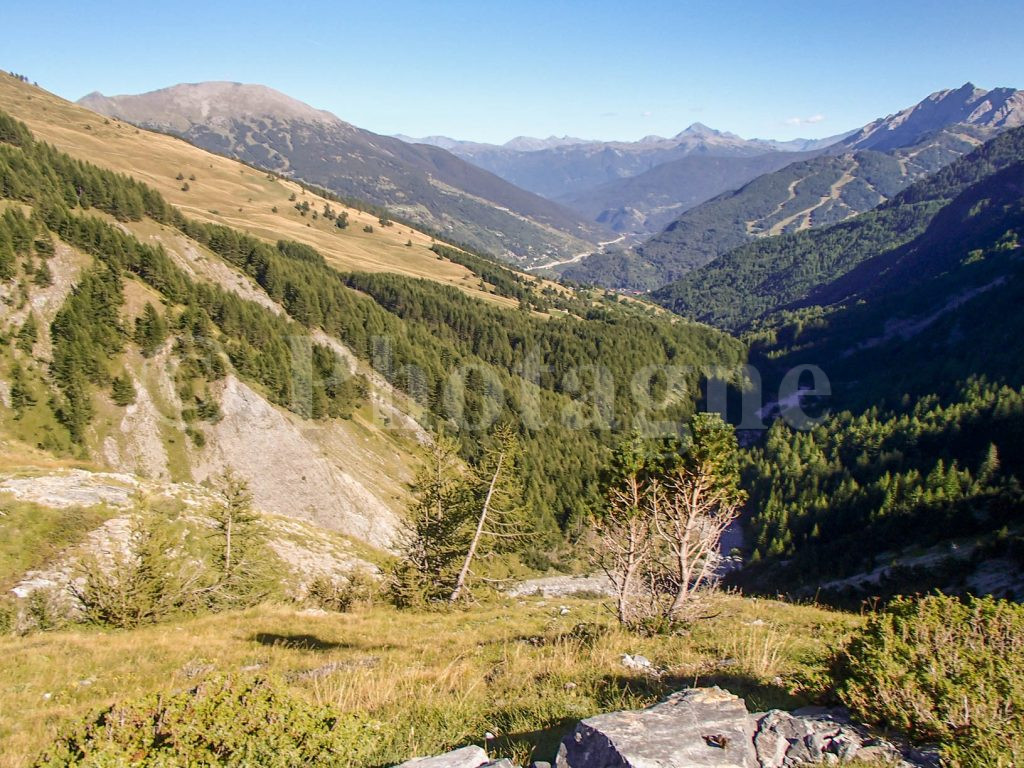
<box><xmin>841</xmin><ymin>82</ymin><xmax>1024</xmax><ymax>151</ymax></box>
<box><xmin>79</xmin><ymin>82</ymin><xmax>342</xmax><ymax>132</ymax></box>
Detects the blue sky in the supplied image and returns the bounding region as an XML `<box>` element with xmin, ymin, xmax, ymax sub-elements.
<box><xmin>5</xmin><ymin>0</ymin><xmax>1023</xmax><ymax>144</ymax></box>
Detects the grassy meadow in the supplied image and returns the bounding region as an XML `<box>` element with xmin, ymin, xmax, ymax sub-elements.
<box><xmin>0</xmin><ymin>594</ymin><xmax>860</xmax><ymax>767</ymax></box>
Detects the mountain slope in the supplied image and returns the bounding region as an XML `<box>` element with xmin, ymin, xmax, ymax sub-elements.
<box><xmin>0</xmin><ymin>74</ymin><xmax>520</xmax><ymax>304</ymax></box>
<box><xmin>840</xmin><ymin>82</ymin><xmax>1024</xmax><ymax>151</ymax></box>
<box><xmin>755</xmin><ymin>153</ymin><xmax>1024</xmax><ymax>407</ymax></box>
<box><xmin>0</xmin><ymin>77</ymin><xmax>746</xmax><ymax>539</ymax></box>
<box><xmin>78</xmin><ymin>82</ymin><xmax>602</xmax><ymax>266</ymax></box>
<box><xmin>570</xmin><ymin>84</ymin><xmax>1024</xmax><ymax>291</ymax></box>
<box><xmin>733</xmin><ymin>149</ymin><xmax>1024</xmax><ymax>598</ymax></box>
<box><xmin>650</xmin><ymin>125</ymin><xmax>1024</xmax><ymax>331</ymax></box>
<box><xmin>0</xmin><ymin>118</ymin><xmax>419</xmax><ymax>550</ymax></box>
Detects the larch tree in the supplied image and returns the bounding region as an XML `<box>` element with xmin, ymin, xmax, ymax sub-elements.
<box><xmin>449</xmin><ymin>423</ymin><xmax>530</xmax><ymax>602</ymax></box>
<box><xmin>596</xmin><ymin>414</ymin><xmax>745</xmax><ymax>630</ymax></box>
<box><xmin>653</xmin><ymin>413</ymin><xmax>745</xmax><ymax>621</ymax></box>
<box><xmin>207</xmin><ymin>469</ymin><xmax>268</xmax><ymax>607</ymax></box>
<box><xmin>593</xmin><ymin>437</ymin><xmax>658</xmax><ymax>627</ymax></box>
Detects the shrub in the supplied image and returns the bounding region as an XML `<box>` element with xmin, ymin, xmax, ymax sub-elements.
<box><xmin>34</xmin><ymin>675</ymin><xmax>351</xmax><ymax>767</ymax></box>
<box><xmin>70</xmin><ymin>516</ymin><xmax>202</xmax><ymax>628</ymax></box>
<box><xmin>308</xmin><ymin>572</ymin><xmax>377</xmax><ymax>612</ymax></box>
<box><xmin>838</xmin><ymin>594</ymin><xmax>1024</xmax><ymax>767</ymax></box>
<box><xmin>23</xmin><ymin>586</ymin><xmax>68</xmax><ymax>633</ymax></box>
<box><xmin>0</xmin><ymin>597</ymin><xmax>15</xmax><ymax>634</ymax></box>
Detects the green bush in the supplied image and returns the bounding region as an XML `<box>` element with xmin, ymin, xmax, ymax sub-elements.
<box><xmin>839</xmin><ymin>594</ymin><xmax>1024</xmax><ymax>767</ymax></box>
<box><xmin>0</xmin><ymin>597</ymin><xmax>14</xmax><ymax>634</ymax></box>
<box><xmin>34</xmin><ymin>675</ymin><xmax>351</xmax><ymax>767</ymax></box>
<box><xmin>70</xmin><ymin>516</ymin><xmax>201</xmax><ymax>629</ymax></box>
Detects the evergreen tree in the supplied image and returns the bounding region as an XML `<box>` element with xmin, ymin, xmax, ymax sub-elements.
<box><xmin>33</xmin><ymin>259</ymin><xmax>52</xmax><ymax>286</ymax></box>
<box><xmin>134</xmin><ymin>302</ymin><xmax>168</xmax><ymax>357</ymax></box>
<box><xmin>389</xmin><ymin>431</ymin><xmax>471</xmax><ymax>606</ymax></box>
<box><xmin>16</xmin><ymin>312</ymin><xmax>37</xmax><ymax>353</ymax></box>
<box><xmin>450</xmin><ymin>424</ymin><xmax>530</xmax><ymax>602</ymax></box>
<box><xmin>9</xmin><ymin>363</ymin><xmax>35</xmax><ymax>416</ymax></box>
<box><xmin>207</xmin><ymin>470</ymin><xmax>270</xmax><ymax>607</ymax></box>
<box><xmin>111</xmin><ymin>373</ymin><xmax>136</xmax><ymax>406</ymax></box>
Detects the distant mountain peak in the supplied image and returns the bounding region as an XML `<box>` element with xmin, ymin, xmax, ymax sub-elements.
<box><xmin>502</xmin><ymin>135</ymin><xmax>593</xmax><ymax>151</ymax></box>
<box><xmin>78</xmin><ymin>81</ymin><xmax>344</xmax><ymax>132</ymax></box>
<box><xmin>677</xmin><ymin>122</ymin><xmax>717</xmax><ymax>137</ymax></box>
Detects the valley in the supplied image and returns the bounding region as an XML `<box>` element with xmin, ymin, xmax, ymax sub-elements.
<box><xmin>1</xmin><ymin>12</ymin><xmax>1023</xmax><ymax>765</ymax></box>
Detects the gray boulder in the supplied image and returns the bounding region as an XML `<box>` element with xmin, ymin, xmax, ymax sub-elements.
<box><xmin>556</xmin><ymin>688</ymin><xmax>917</xmax><ymax>768</ymax></box>
<box><xmin>753</xmin><ymin>709</ymin><xmax>862</xmax><ymax>765</ymax></box>
<box><xmin>393</xmin><ymin>745</ymin><xmax>491</xmax><ymax>768</ymax></box>
<box><xmin>556</xmin><ymin>687</ymin><xmax>758</xmax><ymax>768</ymax></box>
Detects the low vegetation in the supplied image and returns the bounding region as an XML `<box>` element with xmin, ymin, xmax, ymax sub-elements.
<box><xmin>839</xmin><ymin>594</ymin><xmax>1024</xmax><ymax>767</ymax></box>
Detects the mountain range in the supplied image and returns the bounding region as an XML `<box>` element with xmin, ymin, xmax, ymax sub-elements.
<box><xmin>399</xmin><ymin>123</ymin><xmax>849</xmax><ymax>233</ymax></box>
<box><xmin>562</xmin><ymin>83</ymin><xmax>1024</xmax><ymax>289</ymax></box>
<box><xmin>0</xmin><ymin>71</ymin><xmax>744</xmax><ymax>553</ymax></box>
<box><xmin>78</xmin><ymin>82</ymin><xmax>603</xmax><ymax>267</ymax></box>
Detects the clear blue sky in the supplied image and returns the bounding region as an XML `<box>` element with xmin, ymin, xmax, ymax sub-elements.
<box><xmin>5</xmin><ymin>0</ymin><xmax>1023</xmax><ymax>144</ymax></box>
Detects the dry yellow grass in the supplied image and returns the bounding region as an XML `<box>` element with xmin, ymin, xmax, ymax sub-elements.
<box><xmin>0</xmin><ymin>595</ymin><xmax>860</xmax><ymax>767</ymax></box>
<box><xmin>0</xmin><ymin>73</ymin><xmax>521</xmax><ymax>306</ymax></box>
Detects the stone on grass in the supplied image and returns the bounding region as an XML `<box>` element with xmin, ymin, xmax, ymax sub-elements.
<box><xmin>557</xmin><ymin>687</ymin><xmax>757</xmax><ymax>768</ymax></box>
<box><xmin>393</xmin><ymin>745</ymin><xmax>490</xmax><ymax>768</ymax></box>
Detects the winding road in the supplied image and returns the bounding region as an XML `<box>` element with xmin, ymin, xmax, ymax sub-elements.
<box><xmin>532</xmin><ymin>234</ymin><xmax>626</xmax><ymax>270</ymax></box>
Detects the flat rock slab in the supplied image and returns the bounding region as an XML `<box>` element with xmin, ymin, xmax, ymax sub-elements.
<box><xmin>557</xmin><ymin>687</ymin><xmax>757</xmax><ymax>768</ymax></box>
<box><xmin>394</xmin><ymin>745</ymin><xmax>491</xmax><ymax>768</ymax></box>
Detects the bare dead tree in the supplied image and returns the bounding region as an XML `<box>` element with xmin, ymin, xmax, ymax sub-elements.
<box><xmin>653</xmin><ymin>413</ymin><xmax>745</xmax><ymax>621</ymax></box>
<box><xmin>595</xmin><ymin>415</ymin><xmax>745</xmax><ymax>630</ymax></box>
<box><xmin>652</xmin><ymin>469</ymin><xmax>742</xmax><ymax>621</ymax></box>
<box><xmin>594</xmin><ymin>467</ymin><xmax>656</xmax><ymax>627</ymax></box>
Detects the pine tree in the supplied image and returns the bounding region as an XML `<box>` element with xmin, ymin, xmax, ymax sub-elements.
<box><xmin>207</xmin><ymin>469</ymin><xmax>270</xmax><ymax>608</ymax></box>
<box><xmin>33</xmin><ymin>259</ymin><xmax>52</xmax><ymax>286</ymax></box>
<box><xmin>979</xmin><ymin>443</ymin><xmax>1001</xmax><ymax>483</ymax></box>
<box><xmin>389</xmin><ymin>431</ymin><xmax>470</xmax><ymax>606</ymax></box>
<box><xmin>111</xmin><ymin>373</ymin><xmax>136</xmax><ymax>406</ymax></box>
<box><xmin>16</xmin><ymin>313</ymin><xmax>37</xmax><ymax>353</ymax></box>
<box><xmin>450</xmin><ymin>424</ymin><xmax>530</xmax><ymax>602</ymax></box>
<box><xmin>134</xmin><ymin>302</ymin><xmax>168</xmax><ymax>357</ymax></box>
<box><xmin>9</xmin><ymin>363</ymin><xmax>35</xmax><ymax>415</ymax></box>
<box><xmin>71</xmin><ymin>504</ymin><xmax>200</xmax><ymax>628</ymax></box>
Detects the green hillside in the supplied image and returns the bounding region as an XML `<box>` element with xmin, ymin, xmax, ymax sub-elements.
<box><xmin>720</xmin><ymin>129</ymin><xmax>1024</xmax><ymax>598</ymax></box>
<box><xmin>0</xmin><ymin>109</ymin><xmax>744</xmax><ymax>536</ymax></box>
<box><xmin>651</xmin><ymin>126</ymin><xmax>1024</xmax><ymax>331</ymax></box>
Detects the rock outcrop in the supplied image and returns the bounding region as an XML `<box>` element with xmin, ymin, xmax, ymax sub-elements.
<box><xmin>392</xmin><ymin>745</ymin><xmax>495</xmax><ymax>768</ymax></box>
<box><xmin>555</xmin><ymin>688</ymin><xmax>917</xmax><ymax>768</ymax></box>
<box><xmin>558</xmin><ymin>688</ymin><xmax>757</xmax><ymax>768</ymax></box>
<box><xmin>505</xmin><ymin>574</ymin><xmax>613</xmax><ymax>598</ymax></box>
<box><xmin>396</xmin><ymin>688</ymin><xmax>924</xmax><ymax>768</ymax></box>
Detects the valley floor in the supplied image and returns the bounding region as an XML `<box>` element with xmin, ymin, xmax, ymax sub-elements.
<box><xmin>0</xmin><ymin>595</ymin><xmax>858</xmax><ymax>768</ymax></box>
